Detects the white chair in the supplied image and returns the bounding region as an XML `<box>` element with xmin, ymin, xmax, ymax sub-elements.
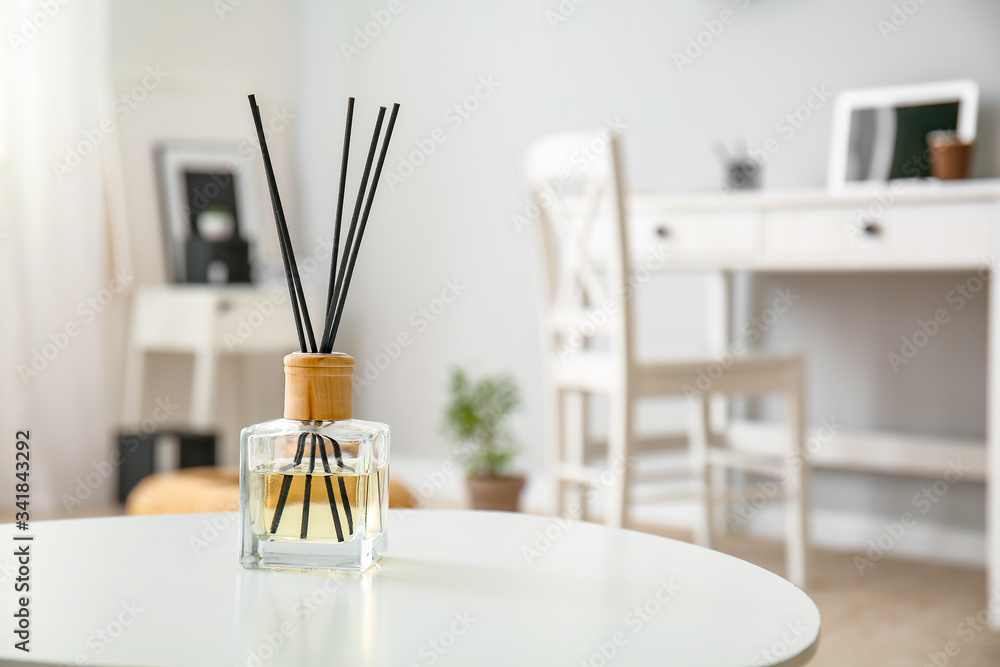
<box><xmin>525</xmin><ymin>131</ymin><xmax>810</xmax><ymax>586</ymax></box>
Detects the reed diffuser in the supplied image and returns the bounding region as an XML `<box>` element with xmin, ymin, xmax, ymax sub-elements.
<box><xmin>239</xmin><ymin>95</ymin><xmax>399</xmax><ymax>572</ymax></box>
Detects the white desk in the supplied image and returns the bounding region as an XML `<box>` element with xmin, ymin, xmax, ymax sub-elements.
<box><xmin>122</xmin><ymin>284</ymin><xmax>300</xmax><ymax>431</ymax></box>
<box><xmin>0</xmin><ymin>512</ymin><xmax>819</xmax><ymax>666</ymax></box>
<box><xmin>627</xmin><ymin>178</ymin><xmax>1000</xmax><ymax>624</ymax></box>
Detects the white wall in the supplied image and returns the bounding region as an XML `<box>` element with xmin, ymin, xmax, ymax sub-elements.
<box><xmin>291</xmin><ymin>0</ymin><xmax>1000</xmax><ymax>547</ymax></box>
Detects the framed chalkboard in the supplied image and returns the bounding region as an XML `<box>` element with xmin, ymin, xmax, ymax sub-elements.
<box><xmin>827</xmin><ymin>80</ymin><xmax>978</xmax><ymax>190</ymax></box>
<box><xmin>156</xmin><ymin>143</ymin><xmax>263</xmax><ymax>284</ymax></box>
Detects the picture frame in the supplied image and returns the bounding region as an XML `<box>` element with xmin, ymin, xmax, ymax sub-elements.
<box><xmin>156</xmin><ymin>143</ymin><xmax>262</xmax><ymax>283</ymax></box>
<box><xmin>826</xmin><ymin>79</ymin><xmax>978</xmax><ymax>191</ymax></box>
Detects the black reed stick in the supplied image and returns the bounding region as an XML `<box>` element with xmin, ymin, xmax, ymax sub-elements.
<box><xmin>324</xmin><ymin>97</ymin><xmax>355</xmax><ymax>338</ymax></box>
<box><xmin>249</xmin><ymin>95</ymin><xmax>308</xmax><ymax>353</ymax></box>
<box><xmin>270</xmin><ymin>432</ymin><xmax>308</xmax><ymax>534</ymax></box>
<box><xmin>317</xmin><ymin>435</ymin><xmax>345</xmax><ymax>542</ymax></box>
<box><xmin>327</xmin><ymin>103</ymin><xmax>400</xmax><ymax>350</ymax></box>
<box><xmin>248</xmin><ymin>95</ymin><xmax>317</xmax><ymax>352</ymax></box>
<box><xmin>320</xmin><ymin>106</ymin><xmax>387</xmax><ymax>353</ymax></box>
<box><xmin>300</xmin><ymin>436</ymin><xmax>317</xmax><ymax>539</ymax></box>
<box><xmin>326</xmin><ymin>435</ymin><xmax>354</xmax><ymax>534</ymax></box>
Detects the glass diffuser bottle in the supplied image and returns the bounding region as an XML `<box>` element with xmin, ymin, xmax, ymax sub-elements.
<box><xmin>239</xmin><ymin>353</ymin><xmax>389</xmax><ymax>572</ymax></box>
<box><xmin>241</xmin><ymin>94</ymin><xmax>399</xmax><ymax>572</ymax></box>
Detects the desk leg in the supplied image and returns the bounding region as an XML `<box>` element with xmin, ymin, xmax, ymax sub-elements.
<box><xmin>705</xmin><ymin>271</ymin><xmax>731</xmax><ymax>536</ymax></box>
<box><xmin>989</xmin><ymin>272</ymin><xmax>1000</xmax><ymax>627</ymax></box>
<box><xmin>122</xmin><ymin>347</ymin><xmax>145</xmax><ymax>425</ymax></box>
<box><xmin>190</xmin><ymin>349</ymin><xmax>218</xmax><ymax>433</ymax></box>
<box><xmin>705</xmin><ymin>271</ymin><xmax>731</xmax><ymax>433</ymax></box>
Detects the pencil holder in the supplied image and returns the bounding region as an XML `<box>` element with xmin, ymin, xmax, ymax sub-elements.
<box><xmin>239</xmin><ymin>353</ymin><xmax>390</xmax><ymax>572</ymax></box>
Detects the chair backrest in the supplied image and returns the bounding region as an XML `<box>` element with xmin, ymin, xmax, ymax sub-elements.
<box><xmin>525</xmin><ymin>131</ymin><xmax>633</xmax><ymax>369</ymax></box>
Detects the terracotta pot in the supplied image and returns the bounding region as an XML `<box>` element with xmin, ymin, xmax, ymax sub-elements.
<box><xmin>465</xmin><ymin>475</ymin><xmax>525</xmax><ymax>512</ymax></box>
<box><xmin>929</xmin><ymin>134</ymin><xmax>974</xmax><ymax>181</ymax></box>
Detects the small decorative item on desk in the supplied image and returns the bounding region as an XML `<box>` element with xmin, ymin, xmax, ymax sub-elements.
<box><xmin>713</xmin><ymin>140</ymin><xmax>759</xmax><ymax>192</ymax></box>
<box><xmin>239</xmin><ymin>94</ymin><xmax>399</xmax><ymax>572</ymax></box>
<box><xmin>444</xmin><ymin>369</ymin><xmax>524</xmax><ymax>512</ymax></box>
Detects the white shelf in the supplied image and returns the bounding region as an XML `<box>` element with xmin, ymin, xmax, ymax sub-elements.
<box><xmin>727</xmin><ymin>420</ymin><xmax>985</xmax><ymax>482</ymax></box>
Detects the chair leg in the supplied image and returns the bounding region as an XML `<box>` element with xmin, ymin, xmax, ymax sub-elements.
<box><xmin>690</xmin><ymin>396</ymin><xmax>713</xmax><ymax>548</ymax></box>
<box><xmin>553</xmin><ymin>389</ymin><xmax>589</xmax><ymax>521</ymax></box>
<box><xmin>784</xmin><ymin>366</ymin><xmax>809</xmax><ymax>587</ymax></box>
<box><xmin>555</xmin><ymin>478</ymin><xmax>567</xmax><ymax>518</ymax></box>
<box><xmin>784</xmin><ymin>463</ymin><xmax>809</xmax><ymax>588</ymax></box>
<box><xmin>552</xmin><ymin>388</ymin><xmax>568</xmax><ymax>518</ymax></box>
<box><xmin>605</xmin><ymin>392</ymin><xmax>633</xmax><ymax>529</ymax></box>
<box><xmin>548</xmin><ymin>389</ymin><xmax>587</xmax><ymax>520</ymax></box>
<box><xmin>566</xmin><ymin>392</ymin><xmax>587</xmax><ymax>520</ymax></box>
<box><xmin>576</xmin><ymin>392</ymin><xmax>590</xmax><ymax>522</ymax></box>
<box><xmin>710</xmin><ymin>464</ymin><xmax>727</xmax><ymax>540</ymax></box>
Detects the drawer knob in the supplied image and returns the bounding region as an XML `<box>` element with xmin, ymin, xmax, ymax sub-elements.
<box><xmin>655</xmin><ymin>225</ymin><xmax>671</xmax><ymax>239</ymax></box>
<box><xmin>862</xmin><ymin>221</ymin><xmax>882</xmax><ymax>237</ymax></box>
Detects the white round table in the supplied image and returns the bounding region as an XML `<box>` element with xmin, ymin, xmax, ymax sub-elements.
<box><xmin>0</xmin><ymin>511</ymin><xmax>819</xmax><ymax>666</ymax></box>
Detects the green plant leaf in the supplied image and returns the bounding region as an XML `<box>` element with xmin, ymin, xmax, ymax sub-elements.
<box><xmin>443</xmin><ymin>368</ymin><xmax>521</xmax><ymax>477</ymax></box>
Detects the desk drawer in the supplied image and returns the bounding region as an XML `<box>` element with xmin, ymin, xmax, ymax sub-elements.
<box><xmin>765</xmin><ymin>203</ymin><xmax>997</xmax><ymax>261</ymax></box>
<box><xmin>631</xmin><ymin>212</ymin><xmax>762</xmax><ymax>257</ymax></box>
<box><xmin>212</xmin><ymin>290</ymin><xmax>300</xmax><ymax>352</ymax></box>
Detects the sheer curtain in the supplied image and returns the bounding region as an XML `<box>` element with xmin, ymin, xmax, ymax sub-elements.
<box><xmin>0</xmin><ymin>0</ymin><xmax>129</xmax><ymax>515</ymax></box>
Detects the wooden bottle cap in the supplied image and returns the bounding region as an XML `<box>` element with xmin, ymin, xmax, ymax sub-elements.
<box><xmin>283</xmin><ymin>353</ymin><xmax>354</xmax><ymax>421</ymax></box>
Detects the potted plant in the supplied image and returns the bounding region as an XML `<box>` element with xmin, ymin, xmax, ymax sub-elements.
<box><xmin>444</xmin><ymin>369</ymin><xmax>524</xmax><ymax>512</ymax></box>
